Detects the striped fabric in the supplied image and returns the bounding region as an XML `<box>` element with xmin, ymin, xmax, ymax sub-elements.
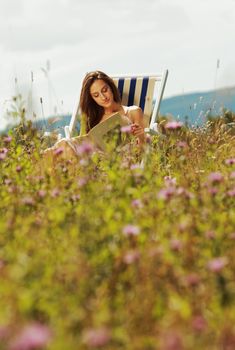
<box><xmin>112</xmin><ymin>76</ymin><xmax>156</xmax><ymax>126</ymax></box>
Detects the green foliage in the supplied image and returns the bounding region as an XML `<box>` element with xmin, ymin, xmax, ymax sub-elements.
<box><xmin>0</xmin><ymin>119</ymin><xmax>235</xmax><ymax>349</ymax></box>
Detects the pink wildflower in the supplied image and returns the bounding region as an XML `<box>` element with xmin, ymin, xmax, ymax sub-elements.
<box><xmin>122</xmin><ymin>224</ymin><xmax>140</xmax><ymax>236</ymax></box>
<box><xmin>170</xmin><ymin>238</ymin><xmax>183</xmax><ymax>252</ymax></box>
<box><xmin>3</xmin><ymin>136</ymin><xmax>12</xmax><ymax>143</ymax></box>
<box><xmin>230</xmin><ymin>171</ymin><xmax>235</xmax><ymax>179</ymax></box>
<box><xmin>50</xmin><ymin>188</ymin><xmax>60</xmax><ymax>198</ymax></box>
<box><xmin>37</xmin><ymin>190</ymin><xmax>46</xmax><ymax>198</ymax></box>
<box><xmin>229</xmin><ymin>232</ymin><xmax>235</xmax><ymax>240</ymax></box>
<box><xmin>16</xmin><ymin>165</ymin><xmax>22</xmax><ymax>172</ymax></box>
<box><xmin>121</xmin><ymin>125</ymin><xmax>132</xmax><ymax>133</ymax></box>
<box><xmin>225</xmin><ymin>158</ymin><xmax>235</xmax><ymax>165</ymax></box>
<box><xmin>76</xmin><ymin>141</ymin><xmax>94</xmax><ymax>156</ymax></box>
<box><xmin>205</xmin><ymin>230</ymin><xmax>216</xmax><ymax>239</ymax></box>
<box><xmin>207</xmin><ymin>256</ymin><xmax>228</xmax><ymax>273</ymax></box>
<box><xmin>165</xmin><ymin>121</ymin><xmax>183</xmax><ymax>130</ymax></box>
<box><xmin>164</xmin><ymin>176</ymin><xmax>177</xmax><ymax>187</ymax></box>
<box><xmin>123</xmin><ymin>250</ymin><xmax>140</xmax><ymax>265</ymax></box>
<box><xmin>207</xmin><ymin>187</ymin><xmax>218</xmax><ymax>196</ymax></box>
<box><xmin>0</xmin><ymin>324</ymin><xmax>9</xmax><ymax>340</ymax></box>
<box><xmin>0</xmin><ymin>153</ymin><xmax>7</xmax><ymax>160</ymax></box>
<box><xmin>131</xmin><ymin>199</ymin><xmax>143</xmax><ymax>209</ymax></box>
<box><xmin>207</xmin><ymin>172</ymin><xmax>224</xmax><ymax>183</ymax></box>
<box><xmin>192</xmin><ymin>315</ymin><xmax>207</xmax><ymax>332</ymax></box>
<box><xmin>227</xmin><ymin>188</ymin><xmax>235</xmax><ymax>197</ymax></box>
<box><xmin>9</xmin><ymin>322</ymin><xmax>52</xmax><ymax>350</ymax></box>
<box><xmin>161</xmin><ymin>331</ymin><xmax>183</xmax><ymax>350</ymax></box>
<box><xmin>177</xmin><ymin>141</ymin><xmax>187</xmax><ymax>148</ymax></box>
<box><xmin>157</xmin><ymin>187</ymin><xmax>175</xmax><ymax>200</ymax></box>
<box><xmin>53</xmin><ymin>147</ymin><xmax>64</xmax><ymax>156</ymax></box>
<box><xmin>82</xmin><ymin>327</ymin><xmax>111</xmax><ymax>348</ymax></box>
<box><xmin>22</xmin><ymin>197</ymin><xmax>35</xmax><ymax>206</ymax></box>
<box><xmin>184</xmin><ymin>273</ymin><xmax>201</xmax><ymax>287</ymax></box>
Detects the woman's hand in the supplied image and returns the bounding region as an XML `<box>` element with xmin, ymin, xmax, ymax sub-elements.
<box><xmin>131</xmin><ymin>123</ymin><xmax>145</xmax><ymax>137</ymax></box>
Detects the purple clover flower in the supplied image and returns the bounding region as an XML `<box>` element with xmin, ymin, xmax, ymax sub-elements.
<box><xmin>165</xmin><ymin>121</ymin><xmax>183</xmax><ymax>130</ymax></box>
<box><xmin>9</xmin><ymin>323</ymin><xmax>52</xmax><ymax>350</ymax></box>
<box><xmin>53</xmin><ymin>147</ymin><xmax>64</xmax><ymax>156</ymax></box>
<box><xmin>3</xmin><ymin>136</ymin><xmax>12</xmax><ymax>143</ymax></box>
<box><xmin>75</xmin><ymin>141</ymin><xmax>94</xmax><ymax>156</ymax></box>
<box><xmin>122</xmin><ymin>224</ymin><xmax>140</xmax><ymax>236</ymax></box>
<box><xmin>207</xmin><ymin>256</ymin><xmax>228</xmax><ymax>273</ymax></box>
<box><xmin>131</xmin><ymin>199</ymin><xmax>143</xmax><ymax>209</ymax></box>
<box><xmin>123</xmin><ymin>250</ymin><xmax>140</xmax><ymax>264</ymax></box>
<box><xmin>207</xmin><ymin>172</ymin><xmax>224</xmax><ymax>183</ymax></box>
<box><xmin>82</xmin><ymin>327</ymin><xmax>111</xmax><ymax>348</ymax></box>
<box><xmin>121</xmin><ymin>125</ymin><xmax>132</xmax><ymax>133</ymax></box>
<box><xmin>225</xmin><ymin>158</ymin><xmax>235</xmax><ymax>165</ymax></box>
<box><xmin>227</xmin><ymin>188</ymin><xmax>235</xmax><ymax>197</ymax></box>
<box><xmin>157</xmin><ymin>187</ymin><xmax>175</xmax><ymax>200</ymax></box>
<box><xmin>230</xmin><ymin>171</ymin><xmax>235</xmax><ymax>179</ymax></box>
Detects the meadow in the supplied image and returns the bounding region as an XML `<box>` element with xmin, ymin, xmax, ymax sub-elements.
<box><xmin>0</xmin><ymin>114</ymin><xmax>235</xmax><ymax>349</ymax></box>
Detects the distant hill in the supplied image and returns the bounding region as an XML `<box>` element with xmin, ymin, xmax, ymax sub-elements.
<box><xmin>160</xmin><ymin>86</ymin><xmax>235</xmax><ymax>126</ymax></box>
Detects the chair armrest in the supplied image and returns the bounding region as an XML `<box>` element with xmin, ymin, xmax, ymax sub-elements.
<box><xmin>64</xmin><ymin>125</ymin><xmax>71</xmax><ymax>139</ymax></box>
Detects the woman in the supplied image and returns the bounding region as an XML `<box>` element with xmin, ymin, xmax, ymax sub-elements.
<box><xmin>44</xmin><ymin>71</ymin><xmax>146</xmax><ymax>160</ymax></box>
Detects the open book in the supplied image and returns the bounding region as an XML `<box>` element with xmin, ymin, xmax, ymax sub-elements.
<box><xmin>73</xmin><ymin>112</ymin><xmax>131</xmax><ymax>152</ymax></box>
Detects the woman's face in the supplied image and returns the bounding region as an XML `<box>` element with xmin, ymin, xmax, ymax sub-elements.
<box><xmin>89</xmin><ymin>79</ymin><xmax>114</xmax><ymax>108</ymax></box>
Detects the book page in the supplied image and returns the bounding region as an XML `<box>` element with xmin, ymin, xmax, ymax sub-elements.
<box><xmin>88</xmin><ymin>113</ymin><xmax>130</xmax><ymax>151</ymax></box>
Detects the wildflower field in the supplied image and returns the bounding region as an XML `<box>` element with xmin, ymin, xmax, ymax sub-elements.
<box><xmin>0</xmin><ymin>118</ymin><xmax>235</xmax><ymax>350</ymax></box>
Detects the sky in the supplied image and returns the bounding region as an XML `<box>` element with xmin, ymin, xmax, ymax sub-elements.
<box><xmin>0</xmin><ymin>0</ymin><xmax>235</xmax><ymax>129</ymax></box>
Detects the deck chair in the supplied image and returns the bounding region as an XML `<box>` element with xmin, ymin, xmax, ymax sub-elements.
<box><xmin>64</xmin><ymin>70</ymin><xmax>168</xmax><ymax>139</ymax></box>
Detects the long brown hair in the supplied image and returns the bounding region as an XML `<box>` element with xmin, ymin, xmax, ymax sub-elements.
<box><xmin>79</xmin><ymin>71</ymin><xmax>121</xmax><ymax>132</ymax></box>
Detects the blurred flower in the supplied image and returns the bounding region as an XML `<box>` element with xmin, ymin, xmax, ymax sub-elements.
<box><xmin>82</xmin><ymin>327</ymin><xmax>111</xmax><ymax>348</ymax></box>
<box><xmin>121</xmin><ymin>125</ymin><xmax>132</xmax><ymax>133</ymax></box>
<box><xmin>229</xmin><ymin>232</ymin><xmax>235</xmax><ymax>240</ymax></box>
<box><xmin>123</xmin><ymin>250</ymin><xmax>140</xmax><ymax>264</ymax></box>
<box><xmin>122</xmin><ymin>224</ymin><xmax>140</xmax><ymax>236</ymax></box>
<box><xmin>0</xmin><ymin>324</ymin><xmax>9</xmax><ymax>340</ymax></box>
<box><xmin>192</xmin><ymin>315</ymin><xmax>207</xmax><ymax>332</ymax></box>
<box><xmin>205</xmin><ymin>230</ymin><xmax>216</xmax><ymax>239</ymax></box>
<box><xmin>22</xmin><ymin>197</ymin><xmax>35</xmax><ymax>206</ymax></box>
<box><xmin>207</xmin><ymin>172</ymin><xmax>224</xmax><ymax>183</ymax></box>
<box><xmin>37</xmin><ymin>190</ymin><xmax>46</xmax><ymax>198</ymax></box>
<box><xmin>165</xmin><ymin>121</ymin><xmax>183</xmax><ymax>130</ymax></box>
<box><xmin>131</xmin><ymin>199</ymin><xmax>143</xmax><ymax>209</ymax></box>
<box><xmin>184</xmin><ymin>273</ymin><xmax>201</xmax><ymax>287</ymax></box>
<box><xmin>3</xmin><ymin>136</ymin><xmax>12</xmax><ymax>143</ymax></box>
<box><xmin>130</xmin><ymin>164</ymin><xmax>142</xmax><ymax>170</ymax></box>
<box><xmin>161</xmin><ymin>331</ymin><xmax>183</xmax><ymax>350</ymax></box>
<box><xmin>71</xmin><ymin>194</ymin><xmax>80</xmax><ymax>202</ymax></box>
<box><xmin>4</xmin><ymin>179</ymin><xmax>12</xmax><ymax>185</ymax></box>
<box><xmin>177</xmin><ymin>141</ymin><xmax>187</xmax><ymax>148</ymax></box>
<box><xmin>170</xmin><ymin>238</ymin><xmax>183</xmax><ymax>252</ymax></box>
<box><xmin>50</xmin><ymin>188</ymin><xmax>60</xmax><ymax>198</ymax></box>
<box><xmin>207</xmin><ymin>187</ymin><xmax>218</xmax><ymax>196</ymax></box>
<box><xmin>77</xmin><ymin>177</ymin><xmax>88</xmax><ymax>188</ymax></box>
<box><xmin>0</xmin><ymin>147</ymin><xmax>8</xmax><ymax>154</ymax></box>
<box><xmin>230</xmin><ymin>171</ymin><xmax>235</xmax><ymax>179</ymax></box>
<box><xmin>225</xmin><ymin>158</ymin><xmax>235</xmax><ymax>165</ymax></box>
<box><xmin>164</xmin><ymin>176</ymin><xmax>177</xmax><ymax>187</ymax></box>
<box><xmin>157</xmin><ymin>187</ymin><xmax>175</xmax><ymax>200</ymax></box>
<box><xmin>75</xmin><ymin>141</ymin><xmax>94</xmax><ymax>156</ymax></box>
<box><xmin>9</xmin><ymin>322</ymin><xmax>52</xmax><ymax>350</ymax></box>
<box><xmin>0</xmin><ymin>153</ymin><xmax>7</xmax><ymax>161</ymax></box>
<box><xmin>227</xmin><ymin>188</ymin><xmax>235</xmax><ymax>197</ymax></box>
<box><xmin>207</xmin><ymin>256</ymin><xmax>228</xmax><ymax>273</ymax></box>
<box><xmin>16</xmin><ymin>165</ymin><xmax>22</xmax><ymax>172</ymax></box>
<box><xmin>53</xmin><ymin>147</ymin><xmax>64</xmax><ymax>156</ymax></box>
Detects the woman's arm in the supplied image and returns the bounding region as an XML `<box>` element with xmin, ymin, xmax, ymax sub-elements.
<box><xmin>129</xmin><ymin>107</ymin><xmax>146</xmax><ymax>145</ymax></box>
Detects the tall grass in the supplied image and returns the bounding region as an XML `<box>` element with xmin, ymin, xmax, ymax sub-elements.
<box><xmin>0</xmin><ymin>116</ymin><xmax>235</xmax><ymax>349</ymax></box>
